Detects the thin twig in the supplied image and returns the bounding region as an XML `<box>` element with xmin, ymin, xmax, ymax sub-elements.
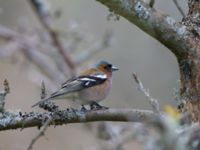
<box><xmin>29</xmin><ymin>0</ymin><xmax>76</xmax><ymax>75</ymax></box>
<box><xmin>75</xmin><ymin>31</ymin><xmax>112</xmax><ymax>65</ymax></box>
<box><xmin>0</xmin><ymin>79</ymin><xmax>10</xmax><ymax>113</ymax></box>
<box><xmin>0</xmin><ymin>25</ymin><xmax>65</xmax><ymax>83</ymax></box>
<box><xmin>40</xmin><ymin>81</ymin><xmax>47</xmax><ymax>99</ymax></box>
<box><xmin>0</xmin><ymin>25</ymin><xmax>19</xmax><ymax>40</ymax></box>
<box><xmin>87</xmin><ymin>120</ymin><xmax>137</xmax><ymax>149</ymax></box>
<box><xmin>27</xmin><ymin>117</ymin><xmax>52</xmax><ymax>150</ymax></box>
<box><xmin>132</xmin><ymin>73</ymin><xmax>160</xmax><ymax>113</ymax></box>
<box><xmin>27</xmin><ymin>81</ymin><xmax>51</xmax><ymax>150</ymax></box>
<box><xmin>20</xmin><ymin>45</ymin><xmax>65</xmax><ymax>83</ymax></box>
<box><xmin>172</xmin><ymin>0</ymin><xmax>185</xmax><ymax>18</ymax></box>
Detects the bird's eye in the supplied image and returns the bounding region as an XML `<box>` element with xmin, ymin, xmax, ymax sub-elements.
<box><xmin>104</xmin><ymin>64</ymin><xmax>112</xmax><ymax>70</ymax></box>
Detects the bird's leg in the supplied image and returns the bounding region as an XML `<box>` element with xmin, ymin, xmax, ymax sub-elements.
<box><xmin>81</xmin><ymin>105</ymin><xmax>87</xmax><ymax>112</ymax></box>
<box><xmin>90</xmin><ymin>101</ymin><xmax>108</xmax><ymax>110</ymax></box>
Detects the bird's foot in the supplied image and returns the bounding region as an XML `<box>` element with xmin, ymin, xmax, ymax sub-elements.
<box><xmin>90</xmin><ymin>102</ymin><xmax>108</xmax><ymax>110</ymax></box>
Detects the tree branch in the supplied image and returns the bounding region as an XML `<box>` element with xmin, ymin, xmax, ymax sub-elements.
<box><xmin>29</xmin><ymin>0</ymin><xmax>76</xmax><ymax>75</ymax></box>
<box><xmin>96</xmin><ymin>0</ymin><xmax>192</xmax><ymax>59</ymax></box>
<box><xmin>133</xmin><ymin>73</ymin><xmax>160</xmax><ymax>113</ymax></box>
<box><xmin>27</xmin><ymin>117</ymin><xmax>52</xmax><ymax>150</ymax></box>
<box><xmin>0</xmin><ymin>108</ymin><xmax>154</xmax><ymax>131</ymax></box>
<box><xmin>172</xmin><ymin>0</ymin><xmax>185</xmax><ymax>18</ymax></box>
<box><xmin>75</xmin><ymin>31</ymin><xmax>112</xmax><ymax>65</ymax></box>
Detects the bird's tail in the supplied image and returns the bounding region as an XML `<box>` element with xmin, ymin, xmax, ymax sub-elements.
<box><xmin>31</xmin><ymin>97</ymin><xmax>52</xmax><ymax>107</ymax></box>
<box><xmin>31</xmin><ymin>88</ymin><xmax>77</xmax><ymax>107</ymax></box>
<box><xmin>31</xmin><ymin>90</ymin><xmax>63</xmax><ymax>107</ymax></box>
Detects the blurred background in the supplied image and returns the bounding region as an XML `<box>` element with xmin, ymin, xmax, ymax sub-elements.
<box><xmin>0</xmin><ymin>0</ymin><xmax>187</xmax><ymax>149</ymax></box>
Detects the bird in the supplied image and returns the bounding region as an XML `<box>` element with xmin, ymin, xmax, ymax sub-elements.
<box><xmin>32</xmin><ymin>60</ymin><xmax>118</xmax><ymax>110</ymax></box>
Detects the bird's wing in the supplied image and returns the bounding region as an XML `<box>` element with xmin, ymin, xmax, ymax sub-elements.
<box><xmin>61</xmin><ymin>72</ymin><xmax>107</xmax><ymax>91</ymax></box>
<box><xmin>32</xmin><ymin>72</ymin><xmax>107</xmax><ymax>107</ymax></box>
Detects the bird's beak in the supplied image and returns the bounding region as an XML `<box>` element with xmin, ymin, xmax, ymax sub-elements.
<box><xmin>111</xmin><ymin>66</ymin><xmax>119</xmax><ymax>71</ymax></box>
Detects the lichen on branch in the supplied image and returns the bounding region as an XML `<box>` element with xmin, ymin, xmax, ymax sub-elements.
<box><xmin>96</xmin><ymin>0</ymin><xmax>192</xmax><ymax>58</ymax></box>
<box><xmin>0</xmin><ymin>108</ymin><xmax>154</xmax><ymax>131</ymax></box>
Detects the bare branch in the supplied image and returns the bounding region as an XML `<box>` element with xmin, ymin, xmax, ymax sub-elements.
<box><xmin>0</xmin><ymin>108</ymin><xmax>155</xmax><ymax>131</ymax></box>
<box><xmin>96</xmin><ymin>0</ymin><xmax>192</xmax><ymax>58</ymax></box>
<box><xmin>96</xmin><ymin>123</ymin><xmax>146</xmax><ymax>150</ymax></box>
<box><xmin>0</xmin><ymin>25</ymin><xmax>65</xmax><ymax>83</ymax></box>
<box><xmin>0</xmin><ymin>41</ymin><xmax>21</xmax><ymax>58</ymax></box>
<box><xmin>0</xmin><ymin>25</ymin><xmax>19</xmax><ymax>40</ymax></box>
<box><xmin>0</xmin><ymin>80</ymin><xmax>10</xmax><ymax>113</ymax></box>
<box><xmin>20</xmin><ymin>45</ymin><xmax>65</xmax><ymax>83</ymax></box>
<box><xmin>172</xmin><ymin>0</ymin><xmax>185</xmax><ymax>18</ymax></box>
<box><xmin>29</xmin><ymin>0</ymin><xmax>76</xmax><ymax>75</ymax></box>
<box><xmin>40</xmin><ymin>81</ymin><xmax>47</xmax><ymax>99</ymax></box>
<box><xmin>27</xmin><ymin>82</ymin><xmax>51</xmax><ymax>150</ymax></box>
<box><xmin>27</xmin><ymin>118</ymin><xmax>52</xmax><ymax>150</ymax></box>
<box><xmin>75</xmin><ymin>31</ymin><xmax>113</xmax><ymax>65</ymax></box>
<box><xmin>133</xmin><ymin>73</ymin><xmax>160</xmax><ymax>113</ymax></box>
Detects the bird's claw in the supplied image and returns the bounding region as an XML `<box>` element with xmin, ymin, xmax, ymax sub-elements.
<box><xmin>90</xmin><ymin>102</ymin><xmax>108</xmax><ymax>110</ymax></box>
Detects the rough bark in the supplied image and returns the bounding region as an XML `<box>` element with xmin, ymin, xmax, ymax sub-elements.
<box><xmin>179</xmin><ymin>0</ymin><xmax>200</xmax><ymax>122</ymax></box>
<box><xmin>0</xmin><ymin>109</ymin><xmax>154</xmax><ymax>131</ymax></box>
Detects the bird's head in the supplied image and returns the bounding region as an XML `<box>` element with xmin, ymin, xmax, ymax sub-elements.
<box><xmin>96</xmin><ymin>60</ymin><xmax>118</xmax><ymax>73</ymax></box>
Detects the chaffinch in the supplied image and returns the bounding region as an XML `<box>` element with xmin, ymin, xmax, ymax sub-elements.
<box><xmin>32</xmin><ymin>60</ymin><xmax>118</xmax><ymax>109</ymax></box>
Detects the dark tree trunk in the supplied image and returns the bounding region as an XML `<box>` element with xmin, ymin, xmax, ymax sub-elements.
<box><xmin>179</xmin><ymin>0</ymin><xmax>200</xmax><ymax>121</ymax></box>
